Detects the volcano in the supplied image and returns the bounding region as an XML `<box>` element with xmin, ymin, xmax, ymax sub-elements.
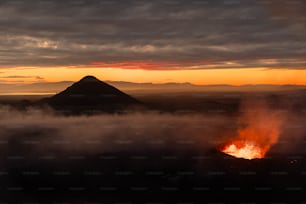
<box><xmin>44</xmin><ymin>75</ymin><xmax>141</xmax><ymax>113</ymax></box>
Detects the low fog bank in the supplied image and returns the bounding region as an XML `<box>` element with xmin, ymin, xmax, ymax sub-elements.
<box><xmin>0</xmin><ymin>106</ymin><xmax>229</xmax><ymax>156</ymax></box>
<box><xmin>0</xmin><ymin>102</ymin><xmax>305</xmax><ymax>159</ymax></box>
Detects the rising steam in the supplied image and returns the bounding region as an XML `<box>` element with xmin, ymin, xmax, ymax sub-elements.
<box><xmin>220</xmin><ymin>99</ymin><xmax>286</xmax><ymax>159</ymax></box>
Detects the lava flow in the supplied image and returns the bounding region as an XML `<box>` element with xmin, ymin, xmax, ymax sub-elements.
<box><xmin>222</xmin><ymin>141</ymin><xmax>265</xmax><ymax>160</ymax></box>
<box><xmin>220</xmin><ymin>101</ymin><xmax>285</xmax><ymax>160</ymax></box>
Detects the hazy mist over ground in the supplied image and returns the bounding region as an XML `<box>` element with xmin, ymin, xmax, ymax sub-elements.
<box><xmin>0</xmin><ymin>106</ymin><xmax>228</xmax><ymax>155</ymax></box>
<box><xmin>1</xmin><ymin>98</ymin><xmax>306</xmax><ymax>202</ymax></box>
<box><xmin>0</xmin><ymin>102</ymin><xmax>305</xmax><ymax>159</ymax></box>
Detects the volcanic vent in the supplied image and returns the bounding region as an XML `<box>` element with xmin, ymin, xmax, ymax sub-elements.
<box><xmin>45</xmin><ymin>75</ymin><xmax>140</xmax><ymax>113</ymax></box>
<box><xmin>218</xmin><ymin>100</ymin><xmax>285</xmax><ymax>160</ymax></box>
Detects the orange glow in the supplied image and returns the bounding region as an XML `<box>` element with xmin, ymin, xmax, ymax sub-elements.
<box><xmin>220</xmin><ymin>100</ymin><xmax>285</xmax><ymax>160</ymax></box>
<box><xmin>222</xmin><ymin>141</ymin><xmax>265</xmax><ymax>160</ymax></box>
<box><xmin>89</xmin><ymin>60</ymin><xmax>217</xmax><ymax>70</ymax></box>
<box><xmin>89</xmin><ymin>61</ymin><xmax>183</xmax><ymax>69</ymax></box>
<box><xmin>1</xmin><ymin>66</ymin><xmax>306</xmax><ymax>86</ymax></box>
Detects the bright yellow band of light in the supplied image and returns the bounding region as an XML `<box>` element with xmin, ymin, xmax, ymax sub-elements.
<box><xmin>1</xmin><ymin>67</ymin><xmax>306</xmax><ymax>85</ymax></box>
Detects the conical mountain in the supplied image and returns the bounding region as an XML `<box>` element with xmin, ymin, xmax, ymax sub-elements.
<box><xmin>45</xmin><ymin>75</ymin><xmax>140</xmax><ymax>113</ymax></box>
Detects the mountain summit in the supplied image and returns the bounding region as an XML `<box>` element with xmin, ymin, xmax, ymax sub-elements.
<box><xmin>79</xmin><ymin>75</ymin><xmax>101</xmax><ymax>82</ymax></box>
<box><xmin>45</xmin><ymin>75</ymin><xmax>140</xmax><ymax>113</ymax></box>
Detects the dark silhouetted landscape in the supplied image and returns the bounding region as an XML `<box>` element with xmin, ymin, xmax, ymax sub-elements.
<box><xmin>0</xmin><ymin>76</ymin><xmax>306</xmax><ymax>203</ymax></box>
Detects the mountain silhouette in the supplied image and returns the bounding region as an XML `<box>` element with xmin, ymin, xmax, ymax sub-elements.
<box><xmin>44</xmin><ymin>75</ymin><xmax>141</xmax><ymax>113</ymax></box>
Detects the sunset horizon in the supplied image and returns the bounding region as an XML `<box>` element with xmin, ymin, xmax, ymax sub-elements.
<box><xmin>1</xmin><ymin>1</ymin><xmax>306</xmax><ymax>203</ymax></box>
<box><xmin>1</xmin><ymin>0</ymin><xmax>306</xmax><ymax>90</ymax></box>
<box><xmin>1</xmin><ymin>67</ymin><xmax>306</xmax><ymax>87</ymax></box>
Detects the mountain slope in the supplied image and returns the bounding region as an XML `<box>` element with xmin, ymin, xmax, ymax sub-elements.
<box><xmin>44</xmin><ymin>75</ymin><xmax>140</xmax><ymax>113</ymax></box>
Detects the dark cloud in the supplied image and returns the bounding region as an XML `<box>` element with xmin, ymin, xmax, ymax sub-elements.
<box><xmin>0</xmin><ymin>75</ymin><xmax>34</xmax><ymax>78</ymax></box>
<box><xmin>0</xmin><ymin>0</ymin><xmax>305</xmax><ymax>69</ymax></box>
<box><xmin>0</xmin><ymin>75</ymin><xmax>45</xmax><ymax>82</ymax></box>
<box><xmin>35</xmin><ymin>76</ymin><xmax>44</xmax><ymax>80</ymax></box>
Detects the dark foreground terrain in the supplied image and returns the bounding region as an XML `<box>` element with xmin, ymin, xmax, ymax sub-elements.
<box><xmin>1</xmin><ymin>150</ymin><xmax>306</xmax><ymax>203</ymax></box>
<box><xmin>1</xmin><ymin>151</ymin><xmax>306</xmax><ymax>203</ymax></box>
<box><xmin>0</xmin><ymin>90</ymin><xmax>306</xmax><ymax>203</ymax></box>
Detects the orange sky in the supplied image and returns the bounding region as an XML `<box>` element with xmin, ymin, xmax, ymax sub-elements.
<box><xmin>1</xmin><ymin>0</ymin><xmax>306</xmax><ymax>88</ymax></box>
<box><xmin>1</xmin><ymin>67</ymin><xmax>306</xmax><ymax>85</ymax></box>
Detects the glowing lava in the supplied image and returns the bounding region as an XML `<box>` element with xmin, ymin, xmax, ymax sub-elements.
<box><xmin>221</xmin><ymin>141</ymin><xmax>265</xmax><ymax>160</ymax></box>
<box><xmin>219</xmin><ymin>100</ymin><xmax>286</xmax><ymax>160</ymax></box>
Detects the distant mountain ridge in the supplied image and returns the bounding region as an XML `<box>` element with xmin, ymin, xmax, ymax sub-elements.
<box><xmin>1</xmin><ymin>79</ymin><xmax>306</xmax><ymax>95</ymax></box>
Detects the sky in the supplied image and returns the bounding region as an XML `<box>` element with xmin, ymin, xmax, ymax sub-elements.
<box><xmin>0</xmin><ymin>0</ymin><xmax>306</xmax><ymax>85</ymax></box>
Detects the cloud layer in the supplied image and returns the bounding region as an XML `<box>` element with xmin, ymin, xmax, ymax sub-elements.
<box><xmin>0</xmin><ymin>0</ymin><xmax>306</xmax><ymax>69</ymax></box>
